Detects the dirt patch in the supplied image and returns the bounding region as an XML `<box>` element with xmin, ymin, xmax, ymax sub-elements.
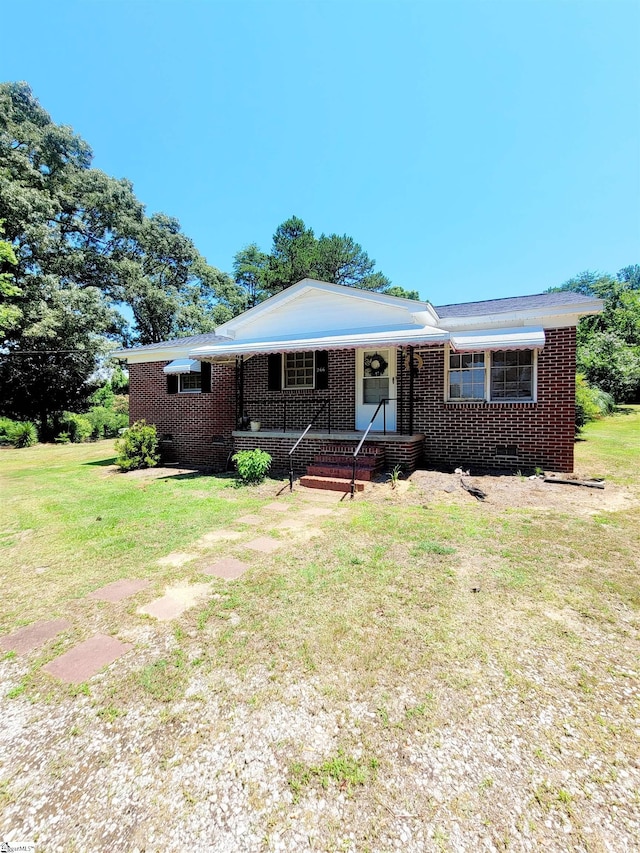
<box><xmin>406</xmin><ymin>469</ymin><xmax>638</xmax><ymax>516</ymax></box>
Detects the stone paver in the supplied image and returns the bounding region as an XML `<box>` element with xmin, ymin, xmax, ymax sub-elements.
<box><xmin>203</xmin><ymin>557</ymin><xmax>249</xmax><ymax>580</ymax></box>
<box><xmin>274</xmin><ymin>517</ymin><xmax>310</xmax><ymax>530</ymax></box>
<box><xmin>157</xmin><ymin>552</ymin><xmax>198</xmax><ymax>568</ymax></box>
<box><xmin>299</xmin><ymin>506</ymin><xmax>335</xmax><ymax>518</ymax></box>
<box><xmin>0</xmin><ymin>618</ymin><xmax>71</xmax><ymax>655</ymax></box>
<box><xmin>244</xmin><ymin>536</ymin><xmax>284</xmax><ymax>554</ymax></box>
<box><xmin>276</xmin><ymin>525</ymin><xmax>323</xmax><ymax>541</ymax></box>
<box><xmin>42</xmin><ymin>634</ymin><xmax>132</xmax><ymax>683</ymax></box>
<box><xmin>194</xmin><ymin>530</ymin><xmax>243</xmax><ymax>547</ymax></box>
<box><xmin>263</xmin><ymin>501</ymin><xmax>292</xmax><ymax>513</ymax></box>
<box><xmin>235</xmin><ymin>514</ymin><xmax>263</xmax><ymax>525</ymax></box>
<box><xmin>137</xmin><ymin>583</ymin><xmax>211</xmax><ymax>622</ymax></box>
<box><xmin>87</xmin><ymin>579</ymin><xmax>150</xmax><ymax>603</ymax></box>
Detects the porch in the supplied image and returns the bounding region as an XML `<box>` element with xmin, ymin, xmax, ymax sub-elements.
<box><xmin>231</xmin><ymin>429</ymin><xmax>426</xmax><ymax>479</ymax></box>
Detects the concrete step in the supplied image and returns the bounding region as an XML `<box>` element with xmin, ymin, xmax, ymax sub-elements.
<box><xmin>307</xmin><ymin>465</ymin><xmax>377</xmax><ymax>481</ymax></box>
<box><xmin>300</xmin><ymin>475</ymin><xmax>366</xmax><ymax>493</ymax></box>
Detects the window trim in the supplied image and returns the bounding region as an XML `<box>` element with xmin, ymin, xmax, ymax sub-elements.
<box><xmin>179</xmin><ymin>372</ymin><xmax>202</xmax><ymax>394</ymax></box>
<box><xmin>445</xmin><ymin>345</ymin><xmax>538</xmax><ymax>403</ymax></box>
<box><xmin>282</xmin><ymin>351</ymin><xmax>316</xmax><ymax>390</ymax></box>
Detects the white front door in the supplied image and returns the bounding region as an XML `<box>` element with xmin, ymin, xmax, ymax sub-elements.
<box><xmin>355</xmin><ymin>348</ymin><xmax>397</xmax><ymax>431</ymax></box>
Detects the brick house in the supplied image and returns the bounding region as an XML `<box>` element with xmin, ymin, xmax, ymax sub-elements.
<box><xmin>114</xmin><ymin>279</ymin><xmax>602</xmax><ymax>486</ymax></box>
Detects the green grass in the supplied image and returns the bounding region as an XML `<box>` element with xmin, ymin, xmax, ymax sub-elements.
<box><xmin>0</xmin><ymin>440</ymin><xmax>267</xmax><ymax>625</ymax></box>
<box><xmin>576</xmin><ymin>404</ymin><xmax>640</xmax><ymax>484</ymax></box>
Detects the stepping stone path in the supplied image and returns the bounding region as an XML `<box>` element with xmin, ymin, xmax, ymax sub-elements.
<box><xmin>244</xmin><ymin>536</ymin><xmax>284</xmax><ymax>554</ymax></box>
<box><xmin>7</xmin><ymin>496</ymin><xmax>339</xmax><ymax>684</ymax></box>
<box><xmin>0</xmin><ymin>618</ymin><xmax>71</xmax><ymax>655</ymax></box>
<box><xmin>235</xmin><ymin>514</ymin><xmax>263</xmax><ymax>525</ymax></box>
<box><xmin>42</xmin><ymin>634</ymin><xmax>132</xmax><ymax>684</ymax></box>
<box><xmin>263</xmin><ymin>501</ymin><xmax>292</xmax><ymax>513</ymax></box>
<box><xmin>202</xmin><ymin>557</ymin><xmax>248</xmax><ymax>580</ymax></box>
<box><xmin>87</xmin><ymin>579</ymin><xmax>150</xmax><ymax>603</ymax></box>
<box><xmin>137</xmin><ymin>583</ymin><xmax>211</xmax><ymax>622</ymax></box>
<box><xmin>194</xmin><ymin>529</ymin><xmax>243</xmax><ymax>547</ymax></box>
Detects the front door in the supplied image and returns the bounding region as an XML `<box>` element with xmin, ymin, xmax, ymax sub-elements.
<box><xmin>356</xmin><ymin>348</ymin><xmax>397</xmax><ymax>431</ymax></box>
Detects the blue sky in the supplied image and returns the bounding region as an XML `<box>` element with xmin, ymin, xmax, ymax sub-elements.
<box><xmin>3</xmin><ymin>0</ymin><xmax>639</xmax><ymax>305</ymax></box>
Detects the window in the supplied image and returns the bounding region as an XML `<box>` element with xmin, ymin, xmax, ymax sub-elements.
<box><xmin>490</xmin><ymin>350</ymin><xmax>533</xmax><ymax>401</ymax></box>
<box><xmin>284</xmin><ymin>351</ymin><xmax>315</xmax><ymax>389</ymax></box>
<box><xmin>179</xmin><ymin>372</ymin><xmax>202</xmax><ymax>393</ymax></box>
<box><xmin>448</xmin><ymin>352</ymin><xmax>485</xmax><ymax>400</ymax></box>
<box><xmin>446</xmin><ymin>348</ymin><xmax>536</xmax><ymax>402</ymax></box>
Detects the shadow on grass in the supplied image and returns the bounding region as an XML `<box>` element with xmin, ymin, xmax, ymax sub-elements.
<box><xmin>84</xmin><ymin>457</ymin><xmax>117</xmax><ymax>467</ymax></box>
<box><xmin>613</xmin><ymin>406</ymin><xmax>636</xmax><ymax>416</ymax></box>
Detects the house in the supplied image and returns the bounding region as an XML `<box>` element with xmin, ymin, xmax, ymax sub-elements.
<box><xmin>114</xmin><ymin>279</ymin><xmax>603</xmax><ymax>487</ymax></box>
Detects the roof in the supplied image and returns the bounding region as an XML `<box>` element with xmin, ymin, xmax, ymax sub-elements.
<box><xmin>434</xmin><ymin>291</ymin><xmax>597</xmax><ymax>319</ymax></box>
<box><xmin>113</xmin><ymin>281</ymin><xmax>603</xmax><ymax>363</ymax></box>
<box><xmin>113</xmin><ymin>332</ymin><xmax>229</xmax><ymax>356</ymax></box>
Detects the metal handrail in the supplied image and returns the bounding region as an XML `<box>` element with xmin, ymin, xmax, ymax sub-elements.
<box><xmin>288</xmin><ymin>400</ymin><xmax>331</xmax><ymax>490</ymax></box>
<box><xmin>351</xmin><ymin>398</ymin><xmax>397</xmax><ymax>498</ymax></box>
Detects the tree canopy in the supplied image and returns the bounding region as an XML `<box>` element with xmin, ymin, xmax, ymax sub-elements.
<box><xmin>549</xmin><ymin>265</ymin><xmax>640</xmax><ymax>402</ymax></box>
<box><xmin>0</xmin><ymin>82</ymin><xmax>241</xmax><ymax>432</ymax></box>
<box><xmin>232</xmin><ymin>215</ymin><xmax>417</xmax><ymax>306</ymax></box>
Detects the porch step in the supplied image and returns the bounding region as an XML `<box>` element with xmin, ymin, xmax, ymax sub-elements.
<box><xmin>321</xmin><ymin>444</ymin><xmax>385</xmax><ymax>458</ymax></box>
<box><xmin>300</xmin><ymin>475</ymin><xmax>367</xmax><ymax>493</ymax></box>
<box><xmin>307</xmin><ymin>465</ymin><xmax>378</xmax><ymax>481</ymax></box>
<box><xmin>314</xmin><ymin>454</ymin><xmax>380</xmax><ymax>469</ymax></box>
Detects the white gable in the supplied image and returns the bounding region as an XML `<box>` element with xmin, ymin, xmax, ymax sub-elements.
<box><xmin>216</xmin><ymin>279</ymin><xmax>435</xmax><ymax>342</ymax></box>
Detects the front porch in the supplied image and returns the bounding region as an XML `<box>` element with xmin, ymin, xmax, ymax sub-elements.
<box><xmin>231</xmin><ymin>429</ymin><xmax>426</xmax><ymax>478</ymax></box>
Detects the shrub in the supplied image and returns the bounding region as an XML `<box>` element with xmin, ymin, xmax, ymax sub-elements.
<box><xmin>59</xmin><ymin>412</ymin><xmax>93</xmax><ymax>443</ymax></box>
<box><xmin>232</xmin><ymin>448</ymin><xmax>272</xmax><ymax>485</ymax></box>
<box><xmin>115</xmin><ymin>420</ymin><xmax>160</xmax><ymax>472</ymax></box>
<box><xmin>575</xmin><ymin>374</ymin><xmax>616</xmax><ymax>431</ymax></box>
<box><xmin>87</xmin><ymin>406</ymin><xmax>129</xmax><ymax>439</ymax></box>
<box><xmin>0</xmin><ymin>417</ymin><xmax>18</xmax><ymax>445</ymax></box>
<box><xmin>8</xmin><ymin>421</ymin><xmax>38</xmax><ymax>448</ymax></box>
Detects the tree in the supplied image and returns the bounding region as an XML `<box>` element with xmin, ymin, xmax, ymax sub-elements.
<box><xmin>232</xmin><ymin>215</ymin><xmax>397</xmax><ymax>302</ymax></box>
<box><xmin>0</xmin><ymin>227</ymin><xmax>20</xmax><ymax>335</ymax></box>
<box><xmin>232</xmin><ymin>243</ymin><xmax>270</xmax><ymax>308</ymax></box>
<box><xmin>548</xmin><ymin>265</ymin><xmax>640</xmax><ymax>401</ymax></box>
<box><xmin>0</xmin><ymin>82</ymin><xmax>241</xmax><ymax>429</ymax></box>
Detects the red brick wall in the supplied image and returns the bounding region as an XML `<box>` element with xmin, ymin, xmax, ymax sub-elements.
<box><xmin>128</xmin><ymin>361</ymin><xmax>236</xmax><ymax>468</ymax></box>
<box><xmin>128</xmin><ymin>327</ymin><xmax>576</xmax><ymax>472</ymax></box>
<box><xmin>402</xmin><ymin>326</ymin><xmax>576</xmax><ymax>472</ymax></box>
<box><xmin>241</xmin><ymin>350</ymin><xmax>355</xmax><ymax>431</ymax></box>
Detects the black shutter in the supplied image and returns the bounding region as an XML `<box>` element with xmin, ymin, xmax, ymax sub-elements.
<box><xmin>166</xmin><ymin>374</ymin><xmax>178</xmax><ymax>394</ymax></box>
<box><xmin>268</xmin><ymin>353</ymin><xmax>282</xmax><ymax>391</ymax></box>
<box><xmin>314</xmin><ymin>350</ymin><xmax>329</xmax><ymax>390</ymax></box>
<box><xmin>200</xmin><ymin>361</ymin><xmax>212</xmax><ymax>393</ymax></box>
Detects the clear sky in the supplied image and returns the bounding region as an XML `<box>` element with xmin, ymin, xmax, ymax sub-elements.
<box><xmin>3</xmin><ymin>0</ymin><xmax>639</xmax><ymax>305</ymax></box>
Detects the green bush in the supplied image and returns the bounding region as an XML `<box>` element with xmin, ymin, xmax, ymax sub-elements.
<box><xmin>0</xmin><ymin>417</ymin><xmax>18</xmax><ymax>445</ymax></box>
<box><xmin>8</xmin><ymin>421</ymin><xmax>38</xmax><ymax>448</ymax></box>
<box><xmin>86</xmin><ymin>406</ymin><xmax>128</xmax><ymax>439</ymax></box>
<box><xmin>59</xmin><ymin>412</ymin><xmax>93</xmax><ymax>443</ymax></box>
<box><xmin>115</xmin><ymin>420</ymin><xmax>160</xmax><ymax>472</ymax></box>
<box><xmin>575</xmin><ymin>374</ymin><xmax>616</xmax><ymax>431</ymax></box>
<box><xmin>232</xmin><ymin>448</ymin><xmax>272</xmax><ymax>485</ymax></box>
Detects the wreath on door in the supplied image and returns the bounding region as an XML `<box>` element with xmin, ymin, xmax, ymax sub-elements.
<box><xmin>364</xmin><ymin>352</ymin><xmax>388</xmax><ymax>377</ymax></box>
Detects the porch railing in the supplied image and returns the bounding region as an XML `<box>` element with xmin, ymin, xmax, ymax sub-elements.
<box><xmin>241</xmin><ymin>397</ymin><xmax>331</xmax><ymax>434</ymax></box>
<box><xmin>288</xmin><ymin>400</ymin><xmax>331</xmax><ymax>491</ymax></box>
<box><xmin>351</xmin><ymin>398</ymin><xmax>396</xmax><ymax>498</ymax></box>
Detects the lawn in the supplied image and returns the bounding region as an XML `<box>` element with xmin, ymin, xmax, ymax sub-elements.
<box><xmin>0</xmin><ymin>410</ymin><xmax>639</xmax><ymax>852</ymax></box>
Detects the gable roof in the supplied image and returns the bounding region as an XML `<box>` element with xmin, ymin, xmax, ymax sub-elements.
<box><xmin>113</xmin><ymin>280</ymin><xmax>603</xmax><ymax>363</ymax></box>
